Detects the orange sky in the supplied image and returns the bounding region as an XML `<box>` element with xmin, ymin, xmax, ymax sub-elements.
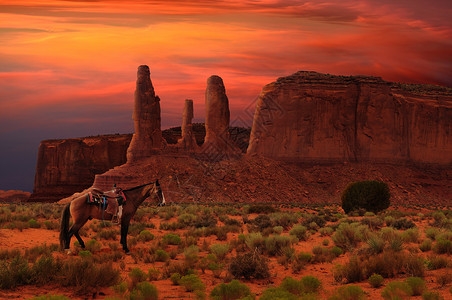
<box><xmin>1</xmin><ymin>0</ymin><xmax>451</xmax><ymax>191</ymax></box>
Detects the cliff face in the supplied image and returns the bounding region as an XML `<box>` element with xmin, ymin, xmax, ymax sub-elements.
<box><xmin>29</xmin><ymin>134</ymin><xmax>132</xmax><ymax>202</ymax></box>
<box><xmin>247</xmin><ymin>71</ymin><xmax>452</xmax><ymax>166</ymax></box>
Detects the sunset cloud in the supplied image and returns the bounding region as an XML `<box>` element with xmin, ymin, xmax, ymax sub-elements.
<box><xmin>0</xmin><ymin>0</ymin><xmax>451</xmax><ymax>191</ymax></box>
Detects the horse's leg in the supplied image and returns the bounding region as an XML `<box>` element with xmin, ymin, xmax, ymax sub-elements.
<box><xmin>68</xmin><ymin>218</ymin><xmax>88</xmax><ymax>249</ymax></box>
<box><xmin>120</xmin><ymin>220</ymin><xmax>130</xmax><ymax>254</ymax></box>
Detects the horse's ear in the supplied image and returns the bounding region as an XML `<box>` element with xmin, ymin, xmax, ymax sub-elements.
<box><xmin>156</xmin><ymin>179</ymin><xmax>160</xmax><ymax>186</ymax></box>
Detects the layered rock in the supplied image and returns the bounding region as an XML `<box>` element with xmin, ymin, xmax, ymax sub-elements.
<box><xmin>0</xmin><ymin>190</ymin><xmax>31</xmax><ymax>203</ymax></box>
<box><xmin>202</xmin><ymin>75</ymin><xmax>239</xmax><ymax>156</ymax></box>
<box><xmin>177</xmin><ymin>99</ymin><xmax>198</xmax><ymax>151</ymax></box>
<box><xmin>126</xmin><ymin>65</ymin><xmax>162</xmax><ymax>162</ymax></box>
<box><xmin>247</xmin><ymin>71</ymin><xmax>452</xmax><ymax>166</ymax></box>
<box><xmin>29</xmin><ymin>134</ymin><xmax>132</xmax><ymax>202</ymax></box>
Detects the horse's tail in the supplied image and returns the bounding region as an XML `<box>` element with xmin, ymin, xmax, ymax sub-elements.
<box><xmin>59</xmin><ymin>203</ymin><xmax>71</xmax><ymax>250</ymax></box>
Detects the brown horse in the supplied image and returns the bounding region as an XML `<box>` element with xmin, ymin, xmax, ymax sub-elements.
<box><xmin>60</xmin><ymin>180</ymin><xmax>166</xmax><ymax>254</ymax></box>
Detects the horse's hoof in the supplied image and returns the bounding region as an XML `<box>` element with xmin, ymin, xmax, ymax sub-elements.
<box><xmin>125</xmin><ymin>250</ymin><xmax>131</xmax><ymax>255</ymax></box>
<box><xmin>65</xmin><ymin>249</ymin><xmax>72</xmax><ymax>255</ymax></box>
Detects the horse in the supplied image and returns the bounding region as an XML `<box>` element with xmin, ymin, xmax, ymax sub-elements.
<box><xmin>59</xmin><ymin>180</ymin><xmax>166</xmax><ymax>254</ymax></box>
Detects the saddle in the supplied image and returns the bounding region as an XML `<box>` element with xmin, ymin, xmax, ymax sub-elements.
<box><xmin>87</xmin><ymin>186</ymin><xmax>126</xmax><ymax>223</ymax></box>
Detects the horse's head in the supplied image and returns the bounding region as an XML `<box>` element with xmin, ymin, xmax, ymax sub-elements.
<box><xmin>146</xmin><ymin>179</ymin><xmax>166</xmax><ymax>207</ymax></box>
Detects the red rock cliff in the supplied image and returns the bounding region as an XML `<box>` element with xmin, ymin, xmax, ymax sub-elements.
<box><xmin>247</xmin><ymin>71</ymin><xmax>452</xmax><ymax>166</ymax></box>
<box><xmin>29</xmin><ymin>134</ymin><xmax>132</xmax><ymax>202</ymax></box>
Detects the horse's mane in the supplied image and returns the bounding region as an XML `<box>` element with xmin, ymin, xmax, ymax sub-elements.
<box><xmin>123</xmin><ymin>182</ymin><xmax>155</xmax><ymax>192</ymax></box>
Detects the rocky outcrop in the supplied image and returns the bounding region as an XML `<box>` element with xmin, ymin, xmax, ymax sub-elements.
<box><xmin>0</xmin><ymin>190</ymin><xmax>31</xmax><ymax>203</ymax></box>
<box><xmin>202</xmin><ymin>75</ymin><xmax>239</xmax><ymax>156</ymax></box>
<box><xmin>29</xmin><ymin>134</ymin><xmax>132</xmax><ymax>202</ymax></box>
<box><xmin>177</xmin><ymin>99</ymin><xmax>198</xmax><ymax>151</ymax></box>
<box><xmin>247</xmin><ymin>71</ymin><xmax>452</xmax><ymax>166</ymax></box>
<box><xmin>126</xmin><ymin>65</ymin><xmax>163</xmax><ymax>162</ymax></box>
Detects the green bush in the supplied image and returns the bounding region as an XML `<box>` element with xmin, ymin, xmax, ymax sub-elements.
<box><xmin>147</xmin><ymin>268</ymin><xmax>160</xmax><ymax>281</ymax></box>
<box><xmin>433</xmin><ymin>239</ymin><xmax>452</xmax><ymax>254</ymax></box>
<box><xmin>426</xmin><ymin>255</ymin><xmax>449</xmax><ymax>270</ymax></box>
<box><xmin>420</xmin><ymin>239</ymin><xmax>433</xmax><ymax>252</ymax></box>
<box><xmin>381</xmin><ymin>281</ymin><xmax>412</xmax><ymax>299</ymax></box>
<box><xmin>135</xmin><ymin>281</ymin><xmax>158</xmax><ymax>300</ymax></box>
<box><xmin>129</xmin><ymin>267</ymin><xmax>147</xmax><ymax>285</ymax></box>
<box><xmin>260</xmin><ymin>287</ymin><xmax>298</xmax><ymax>300</ymax></box>
<box><xmin>422</xmin><ymin>290</ymin><xmax>443</xmax><ymax>300</ymax></box>
<box><xmin>264</xmin><ymin>235</ymin><xmax>291</xmax><ymax>256</ymax></box>
<box><xmin>0</xmin><ymin>254</ymin><xmax>32</xmax><ymax>289</ymax></box>
<box><xmin>332</xmin><ymin>223</ymin><xmax>366</xmax><ymax>251</ymax></box>
<box><xmin>248</xmin><ymin>205</ymin><xmax>276</xmax><ymax>214</ymax></box>
<box><xmin>179</xmin><ymin>274</ymin><xmax>205</xmax><ymax>292</ymax></box>
<box><xmin>341</xmin><ymin>181</ymin><xmax>390</xmax><ymax>214</ymax></box>
<box><xmin>368</xmin><ymin>273</ymin><xmax>384</xmax><ymax>288</ymax></box>
<box><xmin>328</xmin><ymin>285</ymin><xmax>365</xmax><ymax>300</ymax></box>
<box><xmin>301</xmin><ymin>275</ymin><xmax>321</xmax><ymax>293</ymax></box>
<box><xmin>289</xmin><ymin>224</ymin><xmax>308</xmax><ymax>241</ymax></box>
<box><xmin>280</xmin><ymin>277</ymin><xmax>304</xmax><ymax>295</ymax></box>
<box><xmin>155</xmin><ymin>249</ymin><xmax>170</xmax><ymax>262</ymax></box>
<box><xmin>170</xmin><ymin>272</ymin><xmax>181</xmax><ymax>285</ymax></box>
<box><xmin>163</xmin><ymin>233</ymin><xmax>182</xmax><ymax>245</ymax></box>
<box><xmin>210</xmin><ymin>279</ymin><xmax>253</xmax><ymax>300</ymax></box>
<box><xmin>405</xmin><ymin>277</ymin><xmax>426</xmax><ymax>296</ymax></box>
<box><xmin>138</xmin><ymin>230</ymin><xmax>154</xmax><ymax>242</ymax></box>
<box><xmin>210</xmin><ymin>243</ymin><xmax>229</xmax><ymax>261</ymax></box>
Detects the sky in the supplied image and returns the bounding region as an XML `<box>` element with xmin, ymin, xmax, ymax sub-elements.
<box><xmin>1</xmin><ymin>0</ymin><xmax>451</xmax><ymax>192</ymax></box>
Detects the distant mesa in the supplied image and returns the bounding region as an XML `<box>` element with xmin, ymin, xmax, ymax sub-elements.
<box><xmin>0</xmin><ymin>190</ymin><xmax>31</xmax><ymax>203</ymax></box>
<box><xmin>28</xmin><ymin>67</ymin><xmax>452</xmax><ymax>203</ymax></box>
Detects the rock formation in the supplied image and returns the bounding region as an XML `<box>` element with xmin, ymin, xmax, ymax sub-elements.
<box><xmin>202</xmin><ymin>75</ymin><xmax>238</xmax><ymax>156</ymax></box>
<box><xmin>126</xmin><ymin>65</ymin><xmax>162</xmax><ymax>162</ymax></box>
<box><xmin>177</xmin><ymin>99</ymin><xmax>198</xmax><ymax>151</ymax></box>
<box><xmin>29</xmin><ymin>134</ymin><xmax>132</xmax><ymax>202</ymax></box>
<box><xmin>0</xmin><ymin>190</ymin><xmax>31</xmax><ymax>203</ymax></box>
<box><xmin>247</xmin><ymin>71</ymin><xmax>452</xmax><ymax>166</ymax></box>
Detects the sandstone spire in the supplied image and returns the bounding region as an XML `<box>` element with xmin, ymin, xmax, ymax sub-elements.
<box><xmin>177</xmin><ymin>99</ymin><xmax>198</xmax><ymax>151</ymax></box>
<box><xmin>126</xmin><ymin>65</ymin><xmax>162</xmax><ymax>162</ymax></box>
<box><xmin>201</xmin><ymin>75</ymin><xmax>238</xmax><ymax>156</ymax></box>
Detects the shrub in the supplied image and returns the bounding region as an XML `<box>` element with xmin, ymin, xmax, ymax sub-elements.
<box><xmin>147</xmin><ymin>268</ymin><xmax>160</xmax><ymax>281</ymax></box>
<box><xmin>341</xmin><ymin>181</ymin><xmax>390</xmax><ymax>214</ymax></box>
<box><xmin>422</xmin><ymin>290</ymin><xmax>443</xmax><ymax>300</ymax></box>
<box><xmin>280</xmin><ymin>277</ymin><xmax>304</xmax><ymax>295</ymax></box>
<box><xmin>179</xmin><ymin>274</ymin><xmax>205</xmax><ymax>292</ymax></box>
<box><xmin>332</xmin><ymin>223</ymin><xmax>365</xmax><ymax>251</ymax></box>
<box><xmin>59</xmin><ymin>258</ymin><xmax>120</xmax><ymax>293</ymax></box>
<box><xmin>392</xmin><ymin>218</ymin><xmax>415</xmax><ymax>230</ymax></box>
<box><xmin>341</xmin><ymin>256</ymin><xmax>364</xmax><ymax>283</ymax></box>
<box><xmin>138</xmin><ymin>230</ymin><xmax>154</xmax><ymax>242</ymax></box>
<box><xmin>135</xmin><ymin>281</ymin><xmax>158</xmax><ymax>300</ymax></box>
<box><xmin>31</xmin><ymin>255</ymin><xmax>61</xmax><ymax>285</ymax></box>
<box><xmin>319</xmin><ymin>227</ymin><xmax>334</xmax><ymax>236</ymax></box>
<box><xmin>129</xmin><ymin>267</ymin><xmax>148</xmax><ymax>285</ymax></box>
<box><xmin>229</xmin><ymin>252</ymin><xmax>270</xmax><ymax>280</ymax></box>
<box><xmin>328</xmin><ymin>285</ymin><xmax>365</xmax><ymax>300</ymax></box>
<box><xmin>0</xmin><ymin>254</ymin><xmax>32</xmax><ymax>289</ymax></box>
<box><xmin>260</xmin><ymin>287</ymin><xmax>298</xmax><ymax>300</ymax></box>
<box><xmin>401</xmin><ymin>228</ymin><xmax>419</xmax><ymax>243</ymax></box>
<box><xmin>420</xmin><ymin>239</ymin><xmax>433</xmax><ymax>252</ymax></box>
<box><xmin>405</xmin><ymin>277</ymin><xmax>426</xmax><ymax>296</ymax></box>
<box><xmin>86</xmin><ymin>239</ymin><xmax>102</xmax><ymax>253</ymax></box>
<box><xmin>381</xmin><ymin>281</ymin><xmax>412</xmax><ymax>299</ymax></box>
<box><xmin>210</xmin><ymin>279</ymin><xmax>253</xmax><ymax>300</ymax></box>
<box><xmin>301</xmin><ymin>275</ymin><xmax>321</xmax><ymax>293</ymax></box>
<box><xmin>183</xmin><ymin>245</ymin><xmax>199</xmax><ymax>268</ymax></box>
<box><xmin>170</xmin><ymin>272</ymin><xmax>181</xmax><ymax>285</ymax></box>
<box><xmin>163</xmin><ymin>233</ymin><xmax>182</xmax><ymax>245</ymax></box>
<box><xmin>251</xmin><ymin>215</ymin><xmax>273</xmax><ymax>232</ymax></box>
<box><xmin>155</xmin><ymin>249</ymin><xmax>170</xmax><ymax>262</ymax></box>
<box><xmin>426</xmin><ymin>255</ymin><xmax>449</xmax><ymax>270</ymax></box>
<box><xmin>367</xmin><ymin>235</ymin><xmax>385</xmax><ymax>254</ymax></box>
<box><xmin>433</xmin><ymin>239</ymin><xmax>452</xmax><ymax>254</ymax></box>
<box><xmin>368</xmin><ymin>273</ymin><xmax>384</xmax><ymax>288</ymax></box>
<box><xmin>245</xmin><ymin>232</ymin><xmax>265</xmax><ymax>252</ymax></box>
<box><xmin>289</xmin><ymin>224</ymin><xmax>308</xmax><ymax>241</ymax></box>
<box><xmin>273</xmin><ymin>226</ymin><xmax>284</xmax><ymax>234</ymax></box>
<box><xmin>436</xmin><ymin>272</ymin><xmax>452</xmax><ymax>287</ymax></box>
<box><xmin>210</xmin><ymin>243</ymin><xmax>229</xmax><ymax>261</ymax></box>
<box><xmin>264</xmin><ymin>235</ymin><xmax>291</xmax><ymax>256</ymax></box>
